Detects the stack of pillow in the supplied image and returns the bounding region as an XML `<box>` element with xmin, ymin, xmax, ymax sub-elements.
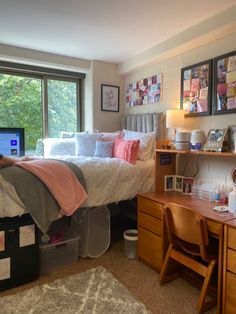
<box><xmin>41</xmin><ymin>129</ymin><xmax>156</xmax><ymax>165</ymax></box>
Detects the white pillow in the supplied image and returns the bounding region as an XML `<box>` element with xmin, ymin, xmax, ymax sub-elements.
<box><xmin>60</xmin><ymin>131</ymin><xmax>87</xmax><ymax>138</ymax></box>
<box><xmin>75</xmin><ymin>133</ymin><xmax>102</xmax><ymax>156</ymax></box>
<box><xmin>43</xmin><ymin>138</ymin><xmax>75</xmax><ymax>157</ymax></box>
<box><xmin>123</xmin><ymin>129</ymin><xmax>155</xmax><ymax>160</ymax></box>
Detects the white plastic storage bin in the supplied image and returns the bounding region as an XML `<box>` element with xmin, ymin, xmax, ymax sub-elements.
<box><xmin>40</xmin><ymin>226</ymin><xmax>80</xmax><ymax>274</ymax></box>
<box><xmin>72</xmin><ymin>206</ymin><xmax>110</xmax><ymax>258</ymax></box>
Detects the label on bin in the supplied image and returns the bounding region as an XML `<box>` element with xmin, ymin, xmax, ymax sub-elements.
<box><xmin>0</xmin><ymin>231</ymin><xmax>4</xmax><ymax>252</ymax></box>
<box><xmin>0</xmin><ymin>257</ymin><xmax>10</xmax><ymax>280</ymax></box>
<box><xmin>19</xmin><ymin>225</ymin><xmax>35</xmax><ymax>247</ymax></box>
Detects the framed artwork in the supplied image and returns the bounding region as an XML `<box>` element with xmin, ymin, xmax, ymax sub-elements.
<box><xmin>182</xmin><ymin>177</ymin><xmax>195</xmax><ymax>195</ymax></box>
<box><xmin>101</xmin><ymin>84</ymin><xmax>120</xmax><ymax>112</ymax></box>
<box><xmin>180</xmin><ymin>59</ymin><xmax>212</xmax><ymax>117</ymax></box>
<box><xmin>164</xmin><ymin>175</ymin><xmax>175</xmax><ymax>191</ymax></box>
<box><xmin>174</xmin><ymin>175</ymin><xmax>183</xmax><ymax>192</ymax></box>
<box><xmin>203</xmin><ymin>128</ymin><xmax>227</xmax><ymax>152</ymax></box>
<box><xmin>213</xmin><ymin>50</ymin><xmax>236</xmax><ymax>115</ymax></box>
<box><xmin>125</xmin><ymin>73</ymin><xmax>162</xmax><ymax>107</ymax></box>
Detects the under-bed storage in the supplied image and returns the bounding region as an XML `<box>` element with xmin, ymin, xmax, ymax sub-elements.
<box><xmin>0</xmin><ymin>214</ymin><xmax>39</xmax><ymax>291</ymax></box>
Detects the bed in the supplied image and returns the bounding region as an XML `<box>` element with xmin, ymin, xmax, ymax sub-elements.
<box><xmin>0</xmin><ymin>112</ymin><xmax>164</xmax><ymax>244</ymax></box>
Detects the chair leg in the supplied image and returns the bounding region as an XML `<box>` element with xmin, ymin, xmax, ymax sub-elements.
<box><xmin>160</xmin><ymin>244</ymin><xmax>181</xmax><ymax>284</ymax></box>
<box><xmin>196</xmin><ymin>259</ymin><xmax>217</xmax><ymax>313</ymax></box>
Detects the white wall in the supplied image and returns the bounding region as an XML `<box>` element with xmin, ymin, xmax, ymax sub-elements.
<box><xmin>89</xmin><ymin>60</ymin><xmax>124</xmax><ymax>132</ymax></box>
<box><xmin>120</xmin><ymin>31</ymin><xmax>236</xmax><ymax>193</ymax></box>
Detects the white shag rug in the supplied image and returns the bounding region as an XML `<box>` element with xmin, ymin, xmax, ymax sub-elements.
<box><xmin>0</xmin><ymin>266</ymin><xmax>149</xmax><ymax>314</ymax></box>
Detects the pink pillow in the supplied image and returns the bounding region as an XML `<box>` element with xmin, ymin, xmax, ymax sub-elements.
<box><xmin>113</xmin><ymin>138</ymin><xmax>140</xmax><ymax>164</ymax></box>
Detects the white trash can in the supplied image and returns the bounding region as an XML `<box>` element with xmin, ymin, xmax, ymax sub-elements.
<box><xmin>123</xmin><ymin>229</ymin><xmax>138</xmax><ymax>259</ymax></box>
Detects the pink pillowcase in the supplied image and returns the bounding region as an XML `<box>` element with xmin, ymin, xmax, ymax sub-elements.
<box><xmin>113</xmin><ymin>138</ymin><xmax>140</xmax><ymax>164</ymax></box>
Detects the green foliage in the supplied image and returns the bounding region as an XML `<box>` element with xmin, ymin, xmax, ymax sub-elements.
<box><xmin>0</xmin><ymin>74</ymin><xmax>78</xmax><ymax>154</ymax></box>
<box><xmin>0</xmin><ymin>73</ymin><xmax>42</xmax><ymax>152</ymax></box>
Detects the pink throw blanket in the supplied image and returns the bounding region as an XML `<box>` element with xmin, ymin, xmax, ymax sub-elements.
<box><xmin>15</xmin><ymin>159</ymin><xmax>87</xmax><ymax>216</ymax></box>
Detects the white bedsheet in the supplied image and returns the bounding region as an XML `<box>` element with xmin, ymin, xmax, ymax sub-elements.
<box><xmin>0</xmin><ymin>156</ymin><xmax>155</xmax><ymax>216</ymax></box>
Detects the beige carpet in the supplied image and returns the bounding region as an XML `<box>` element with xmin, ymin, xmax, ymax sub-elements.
<box><xmin>0</xmin><ymin>241</ymin><xmax>217</xmax><ymax>314</ymax></box>
<box><xmin>0</xmin><ymin>266</ymin><xmax>149</xmax><ymax>314</ymax></box>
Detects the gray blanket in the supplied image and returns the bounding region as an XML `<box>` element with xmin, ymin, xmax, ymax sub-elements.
<box><xmin>0</xmin><ymin>160</ymin><xmax>86</xmax><ymax>233</ymax></box>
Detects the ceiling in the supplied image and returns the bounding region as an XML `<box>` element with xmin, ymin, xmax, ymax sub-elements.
<box><xmin>0</xmin><ymin>0</ymin><xmax>236</xmax><ymax>64</ymax></box>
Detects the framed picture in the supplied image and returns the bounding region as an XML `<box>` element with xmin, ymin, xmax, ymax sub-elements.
<box><xmin>203</xmin><ymin>128</ymin><xmax>227</xmax><ymax>152</ymax></box>
<box><xmin>182</xmin><ymin>177</ymin><xmax>195</xmax><ymax>195</ymax></box>
<box><xmin>213</xmin><ymin>50</ymin><xmax>236</xmax><ymax>115</ymax></box>
<box><xmin>175</xmin><ymin>175</ymin><xmax>183</xmax><ymax>192</ymax></box>
<box><xmin>101</xmin><ymin>84</ymin><xmax>120</xmax><ymax>112</ymax></box>
<box><xmin>164</xmin><ymin>175</ymin><xmax>175</xmax><ymax>191</ymax></box>
<box><xmin>180</xmin><ymin>59</ymin><xmax>212</xmax><ymax>117</ymax></box>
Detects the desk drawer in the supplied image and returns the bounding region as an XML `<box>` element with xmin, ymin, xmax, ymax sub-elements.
<box><xmin>228</xmin><ymin>228</ymin><xmax>236</xmax><ymax>251</ymax></box>
<box><xmin>138</xmin><ymin>226</ymin><xmax>163</xmax><ymax>271</ymax></box>
<box><xmin>225</xmin><ymin>271</ymin><xmax>236</xmax><ymax>314</ymax></box>
<box><xmin>138</xmin><ymin>197</ymin><xmax>163</xmax><ymax>218</ymax></box>
<box><xmin>139</xmin><ymin>211</ymin><xmax>162</xmax><ymax>236</ymax></box>
<box><xmin>207</xmin><ymin>220</ymin><xmax>221</xmax><ymax>236</ymax></box>
<box><xmin>227</xmin><ymin>249</ymin><xmax>236</xmax><ymax>274</ymax></box>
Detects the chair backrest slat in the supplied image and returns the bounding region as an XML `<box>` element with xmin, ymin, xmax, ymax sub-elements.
<box><xmin>164</xmin><ymin>203</ymin><xmax>209</xmax><ymax>254</ymax></box>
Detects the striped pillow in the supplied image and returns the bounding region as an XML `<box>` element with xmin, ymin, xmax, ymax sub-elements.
<box><xmin>75</xmin><ymin>133</ymin><xmax>101</xmax><ymax>156</ymax></box>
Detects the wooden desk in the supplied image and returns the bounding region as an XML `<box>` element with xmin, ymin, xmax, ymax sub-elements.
<box><xmin>222</xmin><ymin>219</ymin><xmax>236</xmax><ymax>314</ymax></box>
<box><xmin>137</xmin><ymin>191</ymin><xmax>236</xmax><ymax>314</ymax></box>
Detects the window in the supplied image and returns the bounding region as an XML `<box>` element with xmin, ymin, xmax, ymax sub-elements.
<box><xmin>0</xmin><ymin>62</ymin><xmax>84</xmax><ymax>155</ymax></box>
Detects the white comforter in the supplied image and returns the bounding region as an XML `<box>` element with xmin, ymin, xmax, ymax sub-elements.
<box><xmin>0</xmin><ymin>156</ymin><xmax>155</xmax><ymax>217</ymax></box>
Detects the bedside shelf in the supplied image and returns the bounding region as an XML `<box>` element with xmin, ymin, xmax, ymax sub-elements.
<box><xmin>156</xmin><ymin>149</ymin><xmax>236</xmax><ymax>157</ymax></box>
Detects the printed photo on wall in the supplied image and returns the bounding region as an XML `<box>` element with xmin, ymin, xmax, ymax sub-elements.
<box><xmin>182</xmin><ymin>177</ymin><xmax>195</xmax><ymax>195</ymax></box>
<box><xmin>125</xmin><ymin>73</ymin><xmax>162</xmax><ymax>107</ymax></box>
<box><xmin>164</xmin><ymin>175</ymin><xmax>175</xmax><ymax>191</ymax></box>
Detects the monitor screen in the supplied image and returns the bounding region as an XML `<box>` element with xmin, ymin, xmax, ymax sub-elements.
<box><xmin>0</xmin><ymin>127</ymin><xmax>25</xmax><ymax>157</ymax></box>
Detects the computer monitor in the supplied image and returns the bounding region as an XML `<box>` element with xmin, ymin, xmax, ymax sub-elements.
<box><xmin>0</xmin><ymin>127</ymin><xmax>25</xmax><ymax>157</ymax></box>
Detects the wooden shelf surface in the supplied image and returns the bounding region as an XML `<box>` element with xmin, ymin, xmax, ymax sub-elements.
<box><xmin>156</xmin><ymin>149</ymin><xmax>236</xmax><ymax>157</ymax></box>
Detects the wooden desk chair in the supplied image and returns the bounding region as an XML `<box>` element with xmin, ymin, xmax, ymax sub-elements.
<box><xmin>160</xmin><ymin>203</ymin><xmax>217</xmax><ymax>313</ymax></box>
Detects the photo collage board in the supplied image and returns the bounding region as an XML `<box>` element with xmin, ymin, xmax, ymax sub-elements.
<box><xmin>180</xmin><ymin>50</ymin><xmax>236</xmax><ymax>117</ymax></box>
<box><xmin>214</xmin><ymin>52</ymin><xmax>236</xmax><ymax>114</ymax></box>
<box><xmin>125</xmin><ymin>74</ymin><xmax>162</xmax><ymax>107</ymax></box>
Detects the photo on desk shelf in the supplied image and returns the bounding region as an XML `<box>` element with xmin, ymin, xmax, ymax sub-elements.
<box><xmin>182</xmin><ymin>177</ymin><xmax>195</xmax><ymax>195</ymax></box>
<box><xmin>164</xmin><ymin>175</ymin><xmax>175</xmax><ymax>191</ymax></box>
<box><xmin>175</xmin><ymin>175</ymin><xmax>184</xmax><ymax>192</ymax></box>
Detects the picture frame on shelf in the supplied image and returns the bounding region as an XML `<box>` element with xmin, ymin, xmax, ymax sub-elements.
<box><xmin>203</xmin><ymin>128</ymin><xmax>228</xmax><ymax>152</ymax></box>
<box><xmin>175</xmin><ymin>175</ymin><xmax>183</xmax><ymax>192</ymax></box>
<box><xmin>228</xmin><ymin>125</ymin><xmax>236</xmax><ymax>153</ymax></box>
<box><xmin>164</xmin><ymin>175</ymin><xmax>175</xmax><ymax>191</ymax></box>
<box><xmin>180</xmin><ymin>59</ymin><xmax>212</xmax><ymax>117</ymax></box>
<box><xmin>213</xmin><ymin>50</ymin><xmax>236</xmax><ymax>115</ymax></box>
<box><xmin>101</xmin><ymin>84</ymin><xmax>120</xmax><ymax>112</ymax></box>
<box><xmin>182</xmin><ymin>177</ymin><xmax>195</xmax><ymax>195</ymax></box>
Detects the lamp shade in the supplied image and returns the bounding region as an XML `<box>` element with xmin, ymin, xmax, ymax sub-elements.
<box><xmin>166</xmin><ymin>109</ymin><xmax>185</xmax><ymax>129</ymax></box>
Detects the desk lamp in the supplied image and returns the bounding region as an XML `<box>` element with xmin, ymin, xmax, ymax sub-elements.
<box><xmin>166</xmin><ymin>109</ymin><xmax>185</xmax><ymax>148</ymax></box>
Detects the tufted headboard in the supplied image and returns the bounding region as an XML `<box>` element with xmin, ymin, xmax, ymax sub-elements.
<box><xmin>121</xmin><ymin>112</ymin><xmax>164</xmax><ymax>139</ymax></box>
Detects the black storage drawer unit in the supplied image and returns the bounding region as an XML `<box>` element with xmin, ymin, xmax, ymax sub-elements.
<box><xmin>0</xmin><ymin>214</ymin><xmax>39</xmax><ymax>291</ymax></box>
